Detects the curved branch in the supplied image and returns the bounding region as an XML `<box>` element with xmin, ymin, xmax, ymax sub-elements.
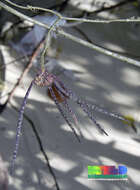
<box><xmin>0</xmin><ymin>2</ymin><xmax>140</xmax><ymax>67</ymax></box>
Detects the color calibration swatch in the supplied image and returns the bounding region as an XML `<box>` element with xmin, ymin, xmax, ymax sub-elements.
<box><xmin>88</xmin><ymin>165</ymin><xmax>127</xmax><ymax>180</ymax></box>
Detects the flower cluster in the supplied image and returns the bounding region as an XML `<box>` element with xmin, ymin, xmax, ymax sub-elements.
<box><xmin>11</xmin><ymin>68</ymin><xmax>127</xmax><ymax>174</ymax></box>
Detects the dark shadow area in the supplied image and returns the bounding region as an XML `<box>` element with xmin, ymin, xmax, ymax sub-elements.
<box><xmin>0</xmin><ymin>95</ymin><xmax>140</xmax><ymax>189</ymax></box>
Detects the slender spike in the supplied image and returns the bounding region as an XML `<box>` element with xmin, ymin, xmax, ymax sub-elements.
<box><xmin>48</xmin><ymin>86</ymin><xmax>81</xmax><ymax>142</ymax></box>
<box><xmin>53</xmin><ymin>83</ymin><xmax>83</xmax><ymax>138</ymax></box>
<box><xmin>85</xmin><ymin>101</ymin><xmax>125</xmax><ymax>121</ymax></box>
<box><xmin>54</xmin><ymin>80</ymin><xmax>78</xmax><ymax>102</ymax></box>
<box><xmin>53</xmin><ymin>83</ymin><xmax>78</xmax><ymax>125</ymax></box>
<box><xmin>54</xmin><ymin>81</ymin><xmax>107</xmax><ymax>135</ymax></box>
<box><xmin>53</xmin><ymin>80</ymin><xmax>108</xmax><ymax>135</ymax></box>
<box><xmin>63</xmin><ymin>100</ymin><xmax>78</xmax><ymax>125</ymax></box>
<box><xmin>77</xmin><ymin>99</ymin><xmax>108</xmax><ymax>136</ymax></box>
<box><xmin>53</xmin><ymin>80</ymin><xmax>69</xmax><ymax>97</ymax></box>
<box><xmin>54</xmin><ymin>79</ymin><xmax>124</xmax><ymax>122</ymax></box>
<box><xmin>10</xmin><ymin>81</ymin><xmax>34</xmax><ymax>175</ymax></box>
<box><xmin>62</xmin><ymin>100</ymin><xmax>84</xmax><ymax>138</ymax></box>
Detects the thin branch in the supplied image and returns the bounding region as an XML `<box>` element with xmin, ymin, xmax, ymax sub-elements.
<box><xmin>0</xmin><ymin>2</ymin><xmax>50</xmax><ymax>29</ymax></box>
<box><xmin>7</xmin><ymin>62</ymin><xmax>32</xmax><ymax>103</ymax></box>
<box><xmin>40</xmin><ymin>17</ymin><xmax>61</xmax><ymax>71</ymax></box>
<box><xmin>0</xmin><ymin>38</ymin><xmax>45</xmax><ymax>114</ymax></box>
<box><xmin>58</xmin><ymin>0</ymin><xmax>70</xmax><ymax>12</ymax></box>
<box><xmin>0</xmin><ymin>2</ymin><xmax>140</xmax><ymax>67</ymax></box>
<box><xmin>92</xmin><ymin>0</ymin><xmax>136</xmax><ymax>14</ymax></box>
<box><xmin>4</xmin><ymin>0</ymin><xmax>29</xmax><ymax>10</ymax></box>
<box><xmin>4</xmin><ymin>0</ymin><xmax>140</xmax><ymax>23</ymax></box>
<box><xmin>0</xmin><ymin>57</ymin><xmax>32</xmax><ymax>114</ymax></box>
<box><xmin>79</xmin><ymin>0</ymin><xmax>136</xmax><ymax>17</ymax></box>
<box><xmin>59</xmin><ymin>29</ymin><xmax>140</xmax><ymax>67</ymax></box>
<box><xmin>4</xmin><ymin>0</ymin><xmax>62</xmax><ymax>18</ymax></box>
<box><xmin>0</xmin><ymin>55</ymin><xmax>27</xmax><ymax>71</ymax></box>
<box><xmin>10</xmin><ymin>102</ymin><xmax>60</xmax><ymax>190</ymax></box>
<box><xmin>63</xmin><ymin>16</ymin><xmax>140</xmax><ymax>23</ymax></box>
<box><xmin>73</xmin><ymin>26</ymin><xmax>140</xmax><ymax>59</ymax></box>
<box><xmin>73</xmin><ymin>26</ymin><xmax>93</xmax><ymax>43</ymax></box>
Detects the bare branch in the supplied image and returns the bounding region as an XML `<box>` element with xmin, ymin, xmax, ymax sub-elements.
<box><xmin>0</xmin><ymin>1</ymin><xmax>140</xmax><ymax>67</ymax></box>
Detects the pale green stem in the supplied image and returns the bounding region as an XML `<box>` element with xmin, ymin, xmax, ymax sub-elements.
<box><xmin>0</xmin><ymin>1</ymin><xmax>140</xmax><ymax>67</ymax></box>
<box><xmin>40</xmin><ymin>18</ymin><xmax>61</xmax><ymax>71</ymax></box>
<box><xmin>4</xmin><ymin>0</ymin><xmax>140</xmax><ymax>23</ymax></box>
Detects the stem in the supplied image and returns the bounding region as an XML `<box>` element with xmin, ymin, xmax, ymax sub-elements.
<box><xmin>4</xmin><ymin>0</ymin><xmax>62</xmax><ymax>18</ymax></box>
<box><xmin>59</xmin><ymin>29</ymin><xmax>140</xmax><ymax>67</ymax></box>
<box><xmin>10</xmin><ymin>102</ymin><xmax>60</xmax><ymax>190</ymax></box>
<box><xmin>0</xmin><ymin>2</ymin><xmax>140</xmax><ymax>67</ymax></box>
<box><xmin>40</xmin><ymin>18</ymin><xmax>61</xmax><ymax>71</ymax></box>
<box><xmin>4</xmin><ymin>0</ymin><xmax>140</xmax><ymax>23</ymax></box>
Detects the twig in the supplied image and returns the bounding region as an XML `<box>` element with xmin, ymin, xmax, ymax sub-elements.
<box><xmin>0</xmin><ymin>56</ymin><xmax>27</xmax><ymax>71</ymax></box>
<box><xmin>4</xmin><ymin>0</ymin><xmax>62</xmax><ymax>18</ymax></box>
<box><xmin>40</xmin><ymin>18</ymin><xmax>61</xmax><ymax>71</ymax></box>
<box><xmin>79</xmin><ymin>0</ymin><xmax>136</xmax><ymax>17</ymax></box>
<box><xmin>4</xmin><ymin>0</ymin><xmax>140</xmax><ymax>23</ymax></box>
<box><xmin>7</xmin><ymin>61</ymin><xmax>32</xmax><ymax>103</ymax></box>
<box><xmin>0</xmin><ymin>58</ymin><xmax>32</xmax><ymax>113</ymax></box>
<box><xmin>0</xmin><ymin>38</ymin><xmax>45</xmax><ymax>114</ymax></box>
<box><xmin>73</xmin><ymin>26</ymin><xmax>140</xmax><ymax>59</ymax></box>
<box><xmin>92</xmin><ymin>0</ymin><xmax>136</xmax><ymax>14</ymax></box>
<box><xmin>73</xmin><ymin>26</ymin><xmax>93</xmax><ymax>43</ymax></box>
<box><xmin>9</xmin><ymin>102</ymin><xmax>60</xmax><ymax>190</ymax></box>
<box><xmin>63</xmin><ymin>16</ymin><xmax>140</xmax><ymax>23</ymax></box>
<box><xmin>59</xmin><ymin>29</ymin><xmax>140</xmax><ymax>67</ymax></box>
<box><xmin>58</xmin><ymin>0</ymin><xmax>70</xmax><ymax>12</ymax></box>
<box><xmin>0</xmin><ymin>2</ymin><xmax>140</xmax><ymax>67</ymax></box>
<box><xmin>30</xmin><ymin>38</ymin><xmax>45</xmax><ymax>70</ymax></box>
<box><xmin>4</xmin><ymin>0</ymin><xmax>63</xmax><ymax>70</ymax></box>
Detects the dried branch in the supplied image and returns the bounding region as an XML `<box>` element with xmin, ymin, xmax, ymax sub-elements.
<box><xmin>0</xmin><ymin>1</ymin><xmax>140</xmax><ymax>67</ymax></box>
<box><xmin>0</xmin><ymin>59</ymin><xmax>32</xmax><ymax>114</ymax></box>
<box><xmin>79</xmin><ymin>0</ymin><xmax>136</xmax><ymax>17</ymax></box>
<box><xmin>40</xmin><ymin>17</ymin><xmax>61</xmax><ymax>70</ymax></box>
<box><xmin>3</xmin><ymin>0</ymin><xmax>140</xmax><ymax>23</ymax></box>
<box><xmin>0</xmin><ymin>38</ymin><xmax>45</xmax><ymax>114</ymax></box>
<box><xmin>73</xmin><ymin>26</ymin><xmax>140</xmax><ymax>59</ymax></box>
